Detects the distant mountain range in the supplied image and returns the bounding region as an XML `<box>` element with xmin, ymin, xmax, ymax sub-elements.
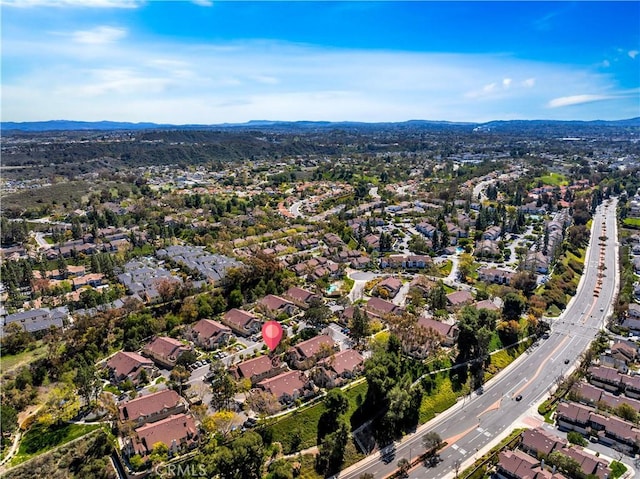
<box><xmin>2</xmin><ymin>117</ymin><xmax>639</xmax><ymax>132</ymax></box>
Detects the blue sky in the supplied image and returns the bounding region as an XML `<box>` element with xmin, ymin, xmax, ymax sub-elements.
<box><xmin>2</xmin><ymin>1</ymin><xmax>639</xmax><ymax>123</ymax></box>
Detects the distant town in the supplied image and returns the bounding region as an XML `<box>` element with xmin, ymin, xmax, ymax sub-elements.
<box><xmin>1</xmin><ymin>119</ymin><xmax>640</xmax><ymax>479</ymax></box>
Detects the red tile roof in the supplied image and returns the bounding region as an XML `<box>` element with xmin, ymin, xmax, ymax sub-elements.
<box><xmin>223</xmin><ymin>308</ymin><xmax>259</xmax><ymax>331</ymax></box>
<box><xmin>106</xmin><ymin>351</ymin><xmax>153</xmax><ymax>379</ymax></box>
<box><xmin>258</xmin><ymin>370</ymin><xmax>307</xmax><ymax>400</ymax></box>
<box><xmin>258</xmin><ymin>295</ymin><xmax>293</xmax><ymax>311</ymax></box>
<box><xmin>378</xmin><ymin>276</ymin><xmax>402</xmax><ymax>292</ymax></box>
<box><xmin>474</xmin><ymin>299</ymin><xmax>500</xmax><ymax>311</ymax></box>
<box><xmin>521</xmin><ymin>427</ymin><xmax>566</xmax><ymax>456</ymax></box>
<box><xmin>119</xmin><ymin>389</ymin><xmax>183</xmax><ymax>422</ymax></box>
<box><xmin>446</xmin><ymin>290</ymin><xmax>473</xmax><ymax>306</ymax></box>
<box><xmin>237</xmin><ymin>355</ymin><xmax>276</xmax><ymax>380</ymax></box>
<box><xmin>192</xmin><ymin>319</ymin><xmax>230</xmax><ymax>340</ymax></box>
<box><xmin>417</xmin><ymin>317</ymin><xmax>453</xmax><ymax>338</ymax></box>
<box><xmin>143</xmin><ymin>336</ymin><xmax>191</xmax><ymax>360</ymax></box>
<box><xmin>294</xmin><ymin>334</ymin><xmax>335</xmax><ymax>359</ymax></box>
<box><xmin>284</xmin><ymin>286</ymin><xmax>317</xmax><ymax>304</ymax></box>
<box><xmin>366</xmin><ymin>296</ymin><xmax>399</xmax><ymax>315</ymax></box>
<box><xmin>319</xmin><ymin>349</ymin><xmax>364</xmax><ymax>375</ymax></box>
<box><xmin>134</xmin><ymin>413</ymin><xmax>197</xmax><ymax>455</ymax></box>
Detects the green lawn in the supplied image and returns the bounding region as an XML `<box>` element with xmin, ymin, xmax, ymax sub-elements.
<box><xmin>419</xmin><ymin>376</ymin><xmax>459</xmax><ymax>423</ymax></box>
<box><xmin>438</xmin><ymin>260</ymin><xmax>452</xmax><ymax>276</ymax></box>
<box><xmin>0</xmin><ymin>345</ymin><xmax>47</xmax><ymax>375</ymax></box>
<box><xmin>536</xmin><ymin>173</ymin><xmax>568</xmax><ymax>186</ymax></box>
<box><xmin>268</xmin><ymin>382</ymin><xmax>368</xmax><ymax>454</ymax></box>
<box><xmin>10</xmin><ymin>423</ymin><xmax>103</xmax><ymax>466</ymax></box>
<box><xmin>623</xmin><ymin>217</ymin><xmax>640</xmax><ymax>228</ymax></box>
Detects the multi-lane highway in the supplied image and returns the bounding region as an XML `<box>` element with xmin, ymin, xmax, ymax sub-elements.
<box><xmin>338</xmin><ymin>199</ymin><xmax>619</xmax><ymax>479</ymax></box>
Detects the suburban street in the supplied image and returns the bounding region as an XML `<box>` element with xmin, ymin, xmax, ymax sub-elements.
<box><xmin>337</xmin><ymin>199</ymin><xmax>619</xmax><ymax>479</ymax></box>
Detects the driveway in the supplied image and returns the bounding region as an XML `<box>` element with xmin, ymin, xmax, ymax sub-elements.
<box><xmin>326</xmin><ymin>323</ymin><xmax>352</xmax><ymax>350</ymax></box>
<box><xmin>347</xmin><ymin>270</ymin><xmax>381</xmax><ymax>303</ymax></box>
<box><xmin>392</xmin><ymin>281</ymin><xmax>411</xmax><ymax>307</ymax></box>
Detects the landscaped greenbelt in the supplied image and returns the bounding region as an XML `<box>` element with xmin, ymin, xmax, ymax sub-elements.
<box><xmin>10</xmin><ymin>423</ymin><xmax>103</xmax><ymax>466</ymax></box>
<box><xmin>268</xmin><ymin>381</ymin><xmax>368</xmax><ymax>453</ymax></box>
<box><xmin>0</xmin><ymin>345</ymin><xmax>47</xmax><ymax>375</ymax></box>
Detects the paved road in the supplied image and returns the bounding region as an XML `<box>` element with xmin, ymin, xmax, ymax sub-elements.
<box><xmin>347</xmin><ymin>270</ymin><xmax>381</xmax><ymax>303</ymax></box>
<box><xmin>337</xmin><ymin>199</ymin><xmax>619</xmax><ymax>479</ymax></box>
<box><xmin>33</xmin><ymin>231</ymin><xmax>53</xmax><ymax>250</ymax></box>
<box><xmin>290</xmin><ymin>200</ymin><xmax>305</xmax><ymax>218</ymax></box>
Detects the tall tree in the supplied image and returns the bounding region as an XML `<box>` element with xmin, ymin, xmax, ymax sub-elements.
<box><xmin>350</xmin><ymin>306</ymin><xmax>371</xmax><ymax>347</ymax></box>
<box><xmin>209</xmin><ymin>360</ymin><xmax>237</xmax><ymax>410</ymax></box>
<box><xmin>75</xmin><ymin>363</ymin><xmax>101</xmax><ymax>406</ymax></box>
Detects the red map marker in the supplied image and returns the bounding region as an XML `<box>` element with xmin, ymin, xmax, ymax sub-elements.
<box><xmin>262</xmin><ymin>321</ymin><xmax>283</xmax><ymax>351</ymax></box>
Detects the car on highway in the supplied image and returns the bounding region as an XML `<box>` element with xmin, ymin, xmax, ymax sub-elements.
<box><xmin>564</xmin><ymin>359</ymin><xmax>570</xmax><ymax>364</ymax></box>
<box><xmin>515</xmin><ymin>394</ymin><xmax>523</xmax><ymax>401</ymax></box>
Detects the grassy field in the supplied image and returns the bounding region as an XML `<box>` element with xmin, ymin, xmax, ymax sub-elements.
<box><xmin>438</xmin><ymin>260</ymin><xmax>453</xmax><ymax>276</ymax></box>
<box><xmin>4</xmin><ymin>428</ymin><xmax>114</xmax><ymax>479</ymax></box>
<box><xmin>10</xmin><ymin>423</ymin><xmax>102</xmax><ymax>466</ymax></box>
<box><xmin>0</xmin><ymin>345</ymin><xmax>47</xmax><ymax>375</ymax></box>
<box><xmin>536</xmin><ymin>173</ymin><xmax>568</xmax><ymax>186</ymax></box>
<box><xmin>419</xmin><ymin>376</ymin><xmax>460</xmax><ymax>424</ymax></box>
<box><xmin>623</xmin><ymin>217</ymin><xmax>640</xmax><ymax>228</ymax></box>
<box><xmin>268</xmin><ymin>381</ymin><xmax>368</xmax><ymax>454</ymax></box>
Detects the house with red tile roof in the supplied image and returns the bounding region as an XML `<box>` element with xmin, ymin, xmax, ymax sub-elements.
<box><xmin>478</xmin><ymin>268</ymin><xmax>515</xmax><ymax>285</ymax></box>
<box><xmin>474</xmin><ymin>299</ymin><xmax>500</xmax><ymax>312</ymax></box>
<box><xmin>556</xmin><ymin>402</ymin><xmax>593</xmax><ymax>435</ymax></box>
<box><xmin>119</xmin><ymin>389</ymin><xmax>187</xmax><ymax>426</ymax></box>
<box><xmin>283</xmin><ymin>286</ymin><xmax>320</xmax><ymax>309</ymax></box>
<box><xmin>561</xmin><ymin>447</ymin><xmax>611</xmax><ymax>479</ymax></box>
<box><xmin>587</xmin><ymin>366</ymin><xmax>623</xmax><ymax>392</ymax></box>
<box><xmin>417</xmin><ymin>316</ymin><xmax>459</xmax><ymax>347</ymax></box>
<box><xmin>446</xmin><ymin>290</ymin><xmax>473</xmax><ymax>309</ymax></box>
<box><xmin>257</xmin><ymin>370</ymin><xmax>311</xmax><ymax>404</ymax></box>
<box><xmin>365</xmin><ymin>296</ymin><xmax>402</xmax><ymax>318</ymax></box>
<box><xmin>375</xmin><ymin>277</ymin><xmax>403</xmax><ymax>298</ymax></box>
<box><xmin>142</xmin><ymin>336</ymin><xmax>193</xmax><ymax>369</ymax></box>
<box><xmin>129</xmin><ymin>413</ymin><xmax>198</xmax><ymax>457</ymax></box>
<box><xmin>520</xmin><ymin>427</ymin><xmax>567</xmax><ymax>457</ymax></box>
<box><xmin>222</xmin><ymin>308</ymin><xmax>261</xmax><ymax>337</ymax></box>
<box><xmin>314</xmin><ymin>349</ymin><xmax>364</xmax><ymax>388</ymax></box>
<box><xmin>188</xmin><ymin>319</ymin><xmax>231</xmax><ymax>350</ymax></box>
<box><xmin>106</xmin><ymin>351</ymin><xmax>157</xmax><ymax>386</ymax></box>
<box><xmin>496</xmin><ymin>449</ymin><xmax>567</xmax><ymax>479</ymax></box>
<box><xmin>286</xmin><ymin>334</ymin><xmax>338</xmax><ymax>370</ymax></box>
<box><xmin>256</xmin><ymin>294</ymin><xmax>296</xmax><ymax>318</ymax></box>
<box><xmin>231</xmin><ymin>355</ymin><xmax>287</xmax><ymax>385</ymax></box>
<box><xmin>611</xmin><ymin>340</ymin><xmax>639</xmax><ymax>363</ymax></box>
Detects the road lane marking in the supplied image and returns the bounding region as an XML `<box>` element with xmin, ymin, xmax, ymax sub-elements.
<box><xmin>512</xmin><ymin>335</ymin><xmax>569</xmax><ymax>398</ymax></box>
<box><xmin>551</xmin><ymin>336</ymin><xmax>575</xmax><ymax>362</ymax></box>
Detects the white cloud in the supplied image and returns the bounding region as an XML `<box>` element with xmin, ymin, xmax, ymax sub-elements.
<box><xmin>547</xmin><ymin>94</ymin><xmax>613</xmax><ymax>108</ymax></box>
<box><xmin>67</xmin><ymin>68</ymin><xmax>172</xmax><ymax>96</ymax></box>
<box><xmin>629</xmin><ymin>50</ymin><xmax>639</xmax><ymax>59</ymax></box>
<box><xmin>600</xmin><ymin>60</ymin><xmax>610</xmax><ymax>68</ymax></box>
<box><xmin>70</xmin><ymin>26</ymin><xmax>127</xmax><ymax>44</ymax></box>
<box><xmin>191</xmin><ymin>0</ymin><xmax>212</xmax><ymax>6</ymax></box>
<box><xmin>2</xmin><ymin>36</ymin><xmax>637</xmax><ymax>123</ymax></box>
<box><xmin>1</xmin><ymin>0</ymin><xmax>141</xmax><ymax>7</ymax></box>
<box><xmin>251</xmin><ymin>75</ymin><xmax>280</xmax><ymax>85</ymax></box>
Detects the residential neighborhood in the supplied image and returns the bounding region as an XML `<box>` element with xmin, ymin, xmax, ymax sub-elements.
<box><xmin>1</xmin><ymin>118</ymin><xmax>639</xmax><ymax>479</ymax></box>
